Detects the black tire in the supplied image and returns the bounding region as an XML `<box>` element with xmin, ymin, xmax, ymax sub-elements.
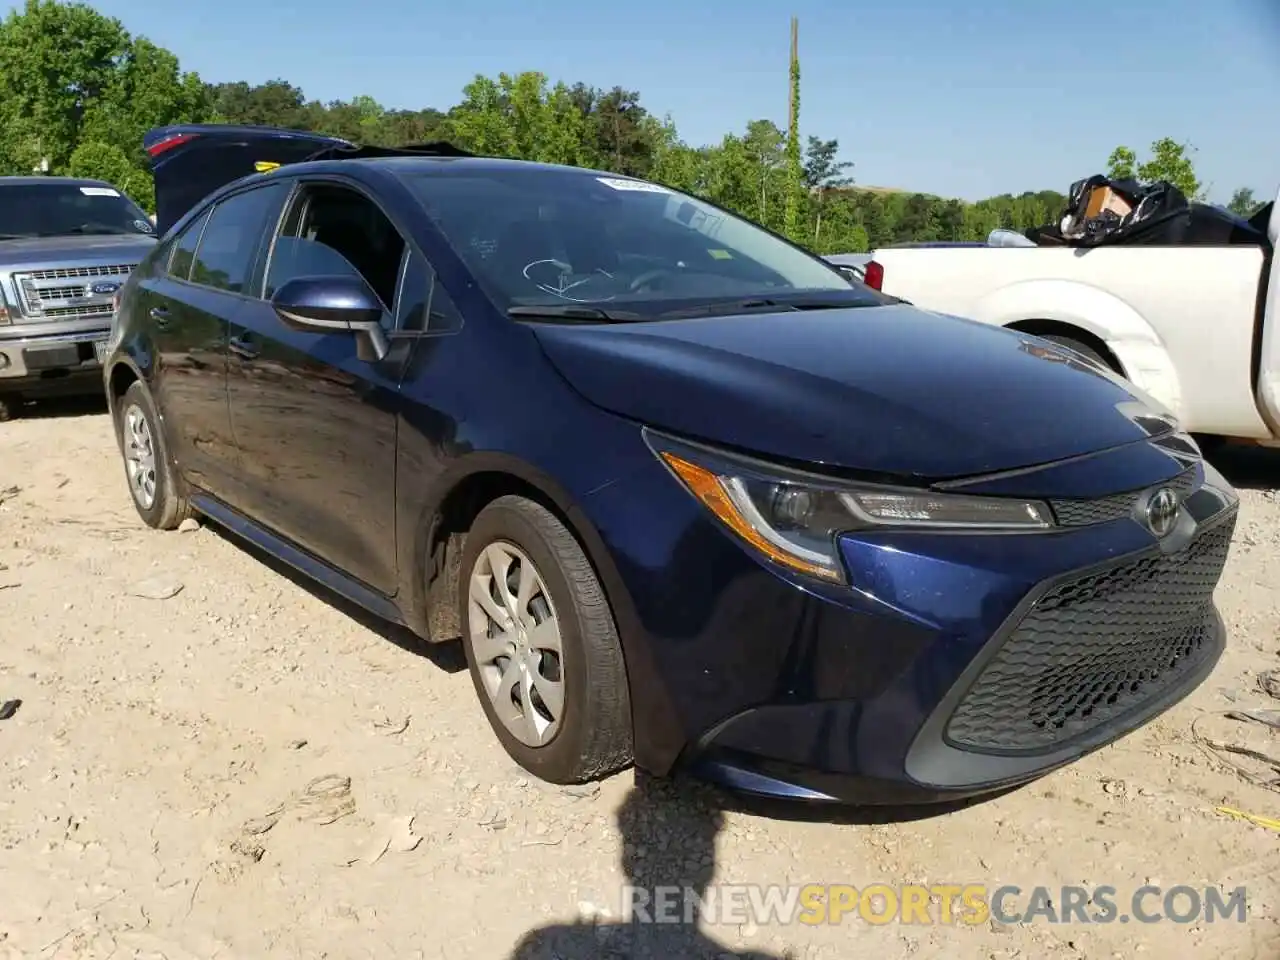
<box><xmin>458</xmin><ymin>495</ymin><xmax>633</xmax><ymax>783</ymax></box>
<box><xmin>0</xmin><ymin>396</ymin><xmax>17</xmax><ymax>421</ymax></box>
<box><xmin>1041</xmin><ymin>334</ymin><xmax>1115</xmax><ymax>373</ymax></box>
<box><xmin>116</xmin><ymin>380</ymin><xmax>192</xmax><ymax>530</ymax></box>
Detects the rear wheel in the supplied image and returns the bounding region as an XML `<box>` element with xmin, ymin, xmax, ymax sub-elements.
<box><xmin>116</xmin><ymin>380</ymin><xmax>192</xmax><ymax>530</ymax></box>
<box><xmin>458</xmin><ymin>495</ymin><xmax>632</xmax><ymax>784</ymax></box>
<box><xmin>0</xmin><ymin>396</ymin><xmax>16</xmax><ymax>422</ymax></box>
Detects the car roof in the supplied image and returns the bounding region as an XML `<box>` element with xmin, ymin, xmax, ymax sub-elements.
<box><xmin>272</xmin><ymin>155</ymin><xmax>621</xmax><ymax>179</ymax></box>
<box><xmin>0</xmin><ymin>176</ymin><xmax>120</xmax><ymax>188</ymax></box>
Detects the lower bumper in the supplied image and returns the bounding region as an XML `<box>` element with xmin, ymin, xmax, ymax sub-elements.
<box><xmin>0</xmin><ymin>328</ymin><xmax>111</xmax><ymax>394</ymax></box>
<box><xmin>690</xmin><ymin>606</ymin><xmax>1226</xmax><ymax>805</ymax></box>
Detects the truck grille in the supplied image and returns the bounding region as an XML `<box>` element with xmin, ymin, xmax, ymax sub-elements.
<box><xmin>1050</xmin><ymin>467</ymin><xmax>1199</xmax><ymax>527</ymax></box>
<box><xmin>12</xmin><ymin>264</ymin><xmax>134</xmax><ymax>322</ymax></box>
<box><xmin>944</xmin><ymin>514</ymin><xmax>1234</xmax><ymax>753</ymax></box>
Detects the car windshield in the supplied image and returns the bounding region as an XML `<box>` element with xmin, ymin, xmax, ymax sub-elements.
<box><xmin>401</xmin><ymin>165</ymin><xmax>888</xmax><ymax>319</ymax></box>
<box><xmin>0</xmin><ymin>182</ymin><xmax>155</xmax><ymax>239</ymax></box>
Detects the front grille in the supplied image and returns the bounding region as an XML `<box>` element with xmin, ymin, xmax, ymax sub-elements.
<box><xmin>11</xmin><ymin>263</ymin><xmax>133</xmax><ymax>322</ymax></box>
<box><xmin>1051</xmin><ymin>467</ymin><xmax>1199</xmax><ymax>527</ymax></box>
<box><xmin>944</xmin><ymin>514</ymin><xmax>1234</xmax><ymax>753</ymax></box>
<box><xmin>24</xmin><ymin>264</ymin><xmax>132</xmax><ymax>281</ymax></box>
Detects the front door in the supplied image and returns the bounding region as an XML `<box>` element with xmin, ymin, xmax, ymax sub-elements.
<box><xmin>225</xmin><ymin>178</ymin><xmax>410</xmax><ymax>595</ymax></box>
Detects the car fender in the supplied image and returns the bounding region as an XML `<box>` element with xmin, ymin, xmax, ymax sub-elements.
<box><xmin>397</xmin><ymin>441</ymin><xmax>650</xmax><ymax>643</ymax></box>
<box><xmin>975</xmin><ymin>278</ymin><xmax>1184</xmax><ymax>420</ymax></box>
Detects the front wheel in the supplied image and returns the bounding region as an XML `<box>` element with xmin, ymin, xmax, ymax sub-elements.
<box><xmin>458</xmin><ymin>495</ymin><xmax>633</xmax><ymax>784</ymax></box>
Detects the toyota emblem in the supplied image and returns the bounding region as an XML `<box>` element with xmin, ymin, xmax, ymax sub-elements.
<box><xmin>1145</xmin><ymin>487</ymin><xmax>1180</xmax><ymax>538</ymax></box>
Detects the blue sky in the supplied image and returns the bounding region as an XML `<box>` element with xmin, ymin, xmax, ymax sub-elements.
<box><xmin>15</xmin><ymin>0</ymin><xmax>1280</xmax><ymax>202</ymax></box>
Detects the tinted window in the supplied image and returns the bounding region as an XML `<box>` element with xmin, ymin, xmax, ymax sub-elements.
<box><xmin>396</xmin><ymin>250</ymin><xmax>462</xmax><ymax>333</ymax></box>
<box><xmin>0</xmin><ymin>182</ymin><xmax>153</xmax><ymax>239</ymax></box>
<box><xmin>189</xmin><ymin>185</ymin><xmax>288</xmax><ymax>294</ymax></box>
<box><xmin>168</xmin><ymin>208</ymin><xmax>210</xmax><ymax>281</ymax></box>
<box><xmin>266</xmin><ymin>184</ymin><xmax>404</xmax><ymax>329</ymax></box>
<box><xmin>403</xmin><ymin>168</ymin><xmax>865</xmax><ymax>316</ymax></box>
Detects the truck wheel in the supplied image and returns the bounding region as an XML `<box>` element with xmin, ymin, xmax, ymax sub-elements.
<box><xmin>0</xmin><ymin>396</ymin><xmax>15</xmax><ymax>422</ymax></box>
<box><xmin>458</xmin><ymin>495</ymin><xmax>633</xmax><ymax>784</ymax></box>
<box><xmin>1041</xmin><ymin>335</ymin><xmax>1115</xmax><ymax>373</ymax></box>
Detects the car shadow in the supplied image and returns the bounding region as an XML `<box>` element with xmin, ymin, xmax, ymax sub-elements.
<box><xmin>1205</xmin><ymin>442</ymin><xmax>1280</xmax><ymax>492</ymax></box>
<box><xmin>202</xmin><ymin>523</ymin><xmax>467</xmax><ymax>674</ymax></box>
<box><xmin>508</xmin><ymin>770</ymin><xmax>1011</xmax><ymax>959</ymax></box>
<box><xmin>4</xmin><ymin>393</ymin><xmax>108</xmax><ymax>420</ymax></box>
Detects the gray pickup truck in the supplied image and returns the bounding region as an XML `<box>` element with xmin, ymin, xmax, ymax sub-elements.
<box><xmin>0</xmin><ymin>176</ymin><xmax>157</xmax><ymax>420</ymax></box>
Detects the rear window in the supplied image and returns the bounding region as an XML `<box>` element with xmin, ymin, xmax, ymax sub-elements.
<box><xmin>0</xmin><ymin>182</ymin><xmax>153</xmax><ymax>239</ymax></box>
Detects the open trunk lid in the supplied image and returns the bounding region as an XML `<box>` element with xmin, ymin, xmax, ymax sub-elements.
<box><xmin>144</xmin><ymin>123</ymin><xmax>474</xmax><ymax>234</ymax></box>
<box><xmin>145</xmin><ymin>124</ymin><xmax>356</xmax><ymax>234</ymax></box>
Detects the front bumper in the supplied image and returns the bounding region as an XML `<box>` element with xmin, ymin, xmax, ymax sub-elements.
<box><xmin>585</xmin><ymin>442</ymin><xmax>1238</xmax><ymax>805</ymax></box>
<box><xmin>0</xmin><ymin>327</ymin><xmax>112</xmax><ymax>393</ymax></box>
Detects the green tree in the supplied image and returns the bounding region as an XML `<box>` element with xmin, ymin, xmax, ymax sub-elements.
<box><xmin>1106</xmin><ymin>138</ymin><xmax>1203</xmax><ymax>199</ymax></box>
<box><xmin>0</xmin><ymin>0</ymin><xmax>130</xmax><ymax>173</ymax></box>
<box><xmin>1106</xmin><ymin>146</ymin><xmax>1137</xmax><ymax>180</ymax></box>
<box><xmin>80</xmin><ymin>36</ymin><xmax>210</xmax><ymax>167</ymax></box>
<box><xmin>1138</xmin><ymin>138</ymin><xmax>1202</xmax><ymax>200</ymax></box>
<box><xmin>67</xmin><ymin>139</ymin><xmax>152</xmax><ymax>210</ymax></box>
<box><xmin>1228</xmin><ymin>187</ymin><xmax>1261</xmax><ymax>217</ymax></box>
<box><xmin>804</xmin><ymin>136</ymin><xmax>853</xmax><ymax>246</ymax></box>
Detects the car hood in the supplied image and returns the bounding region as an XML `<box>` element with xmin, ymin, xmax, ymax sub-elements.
<box><xmin>531</xmin><ymin>304</ymin><xmax>1163</xmax><ymax>481</ymax></box>
<box><xmin>0</xmin><ymin>233</ymin><xmax>156</xmax><ymax>266</ymax></box>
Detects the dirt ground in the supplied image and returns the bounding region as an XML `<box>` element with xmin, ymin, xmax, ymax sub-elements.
<box><xmin>1</xmin><ymin>397</ymin><xmax>1278</xmax><ymax>960</ymax></box>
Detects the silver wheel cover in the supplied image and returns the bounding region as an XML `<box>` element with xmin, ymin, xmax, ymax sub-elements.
<box><xmin>466</xmin><ymin>541</ymin><xmax>565</xmax><ymax>747</ymax></box>
<box><xmin>123</xmin><ymin>404</ymin><xmax>157</xmax><ymax>509</ymax></box>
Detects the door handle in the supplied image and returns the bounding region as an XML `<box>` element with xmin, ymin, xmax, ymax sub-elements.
<box><xmin>149</xmin><ymin>306</ymin><xmax>171</xmax><ymax>327</ymax></box>
<box><xmin>228</xmin><ymin>332</ymin><xmax>260</xmax><ymax>360</ymax></box>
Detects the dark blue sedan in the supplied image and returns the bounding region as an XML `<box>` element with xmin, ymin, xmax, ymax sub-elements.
<box><xmin>102</xmin><ymin>124</ymin><xmax>1238</xmax><ymax>804</ymax></box>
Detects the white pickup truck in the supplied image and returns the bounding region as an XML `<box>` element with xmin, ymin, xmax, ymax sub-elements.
<box><xmin>855</xmin><ymin>191</ymin><xmax>1280</xmax><ymax>446</ymax></box>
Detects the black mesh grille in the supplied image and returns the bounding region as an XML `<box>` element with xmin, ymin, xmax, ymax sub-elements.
<box><xmin>945</xmin><ymin>514</ymin><xmax>1234</xmax><ymax>753</ymax></box>
<box><xmin>1050</xmin><ymin>467</ymin><xmax>1199</xmax><ymax>527</ymax></box>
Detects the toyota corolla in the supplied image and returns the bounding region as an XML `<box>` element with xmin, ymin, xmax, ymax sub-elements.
<box><xmin>102</xmin><ymin>124</ymin><xmax>1238</xmax><ymax>804</ymax></box>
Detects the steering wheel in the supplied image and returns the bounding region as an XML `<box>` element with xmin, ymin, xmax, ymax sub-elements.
<box><xmin>628</xmin><ymin>268</ymin><xmax>672</xmax><ymax>293</ymax></box>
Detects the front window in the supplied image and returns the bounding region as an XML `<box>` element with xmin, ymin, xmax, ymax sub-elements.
<box><xmin>0</xmin><ymin>182</ymin><xmax>154</xmax><ymax>239</ymax></box>
<box><xmin>401</xmin><ymin>166</ymin><xmax>885</xmax><ymax>318</ymax></box>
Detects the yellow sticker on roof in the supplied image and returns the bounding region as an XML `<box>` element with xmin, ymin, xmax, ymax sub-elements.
<box><xmin>254</xmin><ymin>161</ymin><xmax>281</xmax><ymax>172</ymax></box>
<box><xmin>708</xmin><ymin>249</ymin><xmax>733</xmax><ymax>260</ymax></box>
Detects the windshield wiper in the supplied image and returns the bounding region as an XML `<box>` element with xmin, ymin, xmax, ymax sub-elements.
<box><xmin>657</xmin><ymin>295</ymin><xmax>879</xmax><ymax>320</ymax></box>
<box><xmin>507</xmin><ymin>305</ymin><xmax>641</xmax><ymax>323</ymax></box>
<box><xmin>59</xmin><ymin>225</ymin><xmax>132</xmax><ymax>235</ymax></box>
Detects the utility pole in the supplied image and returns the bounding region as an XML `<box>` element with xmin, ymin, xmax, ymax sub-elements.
<box><xmin>787</xmin><ymin>17</ymin><xmax>798</xmax><ymax>138</ymax></box>
<box><xmin>784</xmin><ymin>16</ymin><xmax>803</xmax><ymax>242</ymax></box>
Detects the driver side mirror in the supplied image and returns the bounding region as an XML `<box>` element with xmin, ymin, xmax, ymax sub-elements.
<box><xmin>271</xmin><ymin>275</ymin><xmax>390</xmax><ymax>362</ymax></box>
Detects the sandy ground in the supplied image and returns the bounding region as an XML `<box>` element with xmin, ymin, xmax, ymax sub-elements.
<box><xmin>1</xmin><ymin>396</ymin><xmax>1279</xmax><ymax>960</ymax></box>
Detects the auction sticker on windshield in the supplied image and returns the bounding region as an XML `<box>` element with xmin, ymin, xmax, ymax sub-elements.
<box><xmin>596</xmin><ymin>177</ymin><xmax>670</xmax><ymax>193</ymax></box>
<box><xmin>80</xmin><ymin>186</ymin><xmax>120</xmax><ymax>197</ymax></box>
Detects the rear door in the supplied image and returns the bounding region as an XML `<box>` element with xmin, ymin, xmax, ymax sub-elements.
<box><xmin>142</xmin><ymin>180</ymin><xmax>292</xmax><ymax>498</ymax></box>
<box><xmin>223</xmin><ymin>176</ymin><xmax>413</xmax><ymax>594</ymax></box>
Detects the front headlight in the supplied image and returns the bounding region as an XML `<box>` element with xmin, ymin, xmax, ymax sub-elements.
<box><xmin>646</xmin><ymin>431</ymin><xmax>1053</xmax><ymax>584</ymax></box>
